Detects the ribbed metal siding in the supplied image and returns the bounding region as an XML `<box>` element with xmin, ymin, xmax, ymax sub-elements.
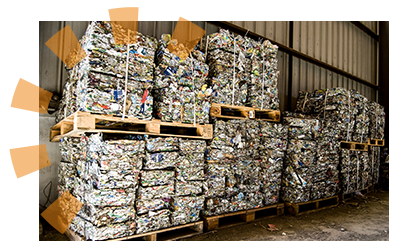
<box><xmin>40</xmin><ymin>21</ymin><xmax>89</xmax><ymax>93</ymax></box>
<box><xmin>293</xmin><ymin>21</ymin><xmax>377</xmax><ymax>85</ymax></box>
<box><xmin>360</xmin><ymin>21</ymin><xmax>378</xmax><ymax>34</ymax></box>
<box><xmin>227</xmin><ymin>21</ymin><xmax>289</xmax><ymax>46</ymax></box>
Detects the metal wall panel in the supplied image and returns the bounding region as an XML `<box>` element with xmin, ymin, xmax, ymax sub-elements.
<box><xmin>293</xmin><ymin>21</ymin><xmax>377</xmax><ymax>84</ymax></box>
<box><xmin>39</xmin><ymin>21</ymin><xmax>64</xmax><ymax>94</ymax></box>
<box><xmin>277</xmin><ymin>51</ymin><xmax>288</xmax><ymax>112</ymax></box>
<box><xmin>361</xmin><ymin>21</ymin><xmax>378</xmax><ymax>34</ymax></box>
<box><xmin>227</xmin><ymin>21</ymin><xmax>289</xmax><ymax>46</ymax></box>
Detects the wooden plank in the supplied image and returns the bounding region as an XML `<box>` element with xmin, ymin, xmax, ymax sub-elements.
<box><xmin>158</xmin><ymin>221</ymin><xmax>203</xmax><ymax>241</ymax></box>
<box><xmin>60</xmin><ymin>122</ymin><xmax>74</xmax><ymax>135</ymax></box>
<box><xmin>75</xmin><ymin>115</ymin><xmax>95</xmax><ymax>130</ymax></box>
<box><xmin>145</xmin><ymin>122</ymin><xmax>160</xmax><ymax>133</ymax></box>
<box><xmin>144</xmin><ymin>234</ymin><xmax>157</xmax><ymax>241</ymax></box>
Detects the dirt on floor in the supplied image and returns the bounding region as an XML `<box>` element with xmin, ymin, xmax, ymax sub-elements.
<box><xmin>183</xmin><ymin>190</ymin><xmax>389</xmax><ymax>241</ymax></box>
<box><xmin>39</xmin><ymin>190</ymin><xmax>389</xmax><ymax>241</ymax></box>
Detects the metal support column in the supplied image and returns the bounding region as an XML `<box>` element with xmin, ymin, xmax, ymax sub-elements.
<box><xmin>378</xmin><ymin>21</ymin><xmax>389</xmax><ymax>148</ymax></box>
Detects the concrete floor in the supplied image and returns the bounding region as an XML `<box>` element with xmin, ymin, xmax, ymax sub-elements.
<box><xmin>183</xmin><ymin>190</ymin><xmax>389</xmax><ymax>241</ymax></box>
<box><xmin>40</xmin><ymin>190</ymin><xmax>389</xmax><ymax>241</ymax></box>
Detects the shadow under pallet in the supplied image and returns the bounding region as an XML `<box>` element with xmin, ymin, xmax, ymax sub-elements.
<box><xmin>284</xmin><ymin>195</ymin><xmax>339</xmax><ymax>216</ymax></box>
<box><xmin>202</xmin><ymin>203</ymin><xmax>284</xmax><ymax>232</ymax></box>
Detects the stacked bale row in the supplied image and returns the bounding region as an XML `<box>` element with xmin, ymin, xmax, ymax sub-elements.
<box><xmin>203</xmin><ymin>119</ymin><xmax>287</xmax><ymax>216</ymax></box>
<box><xmin>206</xmin><ymin>29</ymin><xmax>280</xmax><ymax>110</ymax></box>
<box><xmin>63</xmin><ymin>134</ymin><xmax>206</xmax><ymax>240</ymax></box>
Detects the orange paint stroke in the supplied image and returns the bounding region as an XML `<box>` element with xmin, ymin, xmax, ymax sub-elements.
<box><xmin>109</xmin><ymin>7</ymin><xmax>139</xmax><ymax>45</ymax></box>
<box><xmin>10</xmin><ymin>144</ymin><xmax>51</xmax><ymax>178</ymax></box>
<box><xmin>45</xmin><ymin>25</ymin><xmax>87</xmax><ymax>69</ymax></box>
<box><xmin>11</xmin><ymin>79</ymin><xmax>53</xmax><ymax>114</ymax></box>
<box><xmin>167</xmin><ymin>17</ymin><xmax>206</xmax><ymax>60</ymax></box>
<box><xmin>41</xmin><ymin>191</ymin><xmax>83</xmax><ymax>234</ymax></box>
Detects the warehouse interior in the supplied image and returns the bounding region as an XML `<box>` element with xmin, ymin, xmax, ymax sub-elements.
<box><xmin>39</xmin><ymin>21</ymin><xmax>389</xmax><ymax>241</ymax></box>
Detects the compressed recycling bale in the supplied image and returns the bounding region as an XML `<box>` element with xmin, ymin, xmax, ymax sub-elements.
<box><xmin>170</xmin><ymin>195</ymin><xmax>205</xmax><ymax>226</ymax></box>
<box><xmin>137</xmin><ymin>183</ymin><xmax>175</xmax><ymax>200</ymax></box>
<box><xmin>145</xmin><ymin>137</ymin><xmax>179</xmax><ymax>152</ymax></box>
<box><xmin>135</xmin><ymin>209</ymin><xmax>171</xmax><ymax>234</ymax></box>
<box><xmin>135</xmin><ymin>198</ymin><xmax>170</xmax><ymax>215</ymax></box>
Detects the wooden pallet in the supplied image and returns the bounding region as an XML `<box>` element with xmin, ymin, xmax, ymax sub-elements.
<box><xmin>203</xmin><ymin>203</ymin><xmax>284</xmax><ymax>232</ymax></box>
<box><xmin>209</xmin><ymin>104</ymin><xmax>281</xmax><ymax>122</ymax></box>
<box><xmin>368</xmin><ymin>138</ymin><xmax>385</xmax><ymax>147</ymax></box>
<box><xmin>253</xmin><ymin>108</ymin><xmax>281</xmax><ymax>122</ymax></box>
<box><xmin>210</xmin><ymin>103</ymin><xmax>255</xmax><ymax>119</ymax></box>
<box><xmin>339</xmin><ymin>185</ymin><xmax>374</xmax><ymax>201</ymax></box>
<box><xmin>284</xmin><ymin>195</ymin><xmax>339</xmax><ymax>216</ymax></box>
<box><xmin>340</xmin><ymin>141</ymin><xmax>369</xmax><ymax>151</ymax></box>
<box><xmin>65</xmin><ymin>221</ymin><xmax>203</xmax><ymax>241</ymax></box>
<box><xmin>50</xmin><ymin>111</ymin><xmax>213</xmax><ymax>142</ymax></box>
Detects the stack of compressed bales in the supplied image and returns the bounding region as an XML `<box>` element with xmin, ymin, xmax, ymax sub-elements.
<box><xmin>206</xmin><ymin>29</ymin><xmax>250</xmax><ymax>106</ymax></box>
<box><xmin>259</xmin><ymin>121</ymin><xmax>287</xmax><ymax>204</ymax></box>
<box><xmin>294</xmin><ymin>88</ymin><xmax>354</xmax><ymax>142</ymax></box>
<box><xmin>204</xmin><ymin>118</ymin><xmax>289</xmax><ymax>215</ymax></box>
<box><xmin>135</xmin><ymin>137</ymin><xmax>207</xmax><ymax>233</ymax></box>
<box><xmin>55</xmin><ymin>21</ymin><xmax>157</xmax><ymax>123</ymax></box>
<box><xmin>369</xmin><ymin>102</ymin><xmax>385</xmax><ymax>140</ymax></box>
<box><xmin>247</xmin><ymin>39</ymin><xmax>280</xmax><ymax>110</ymax></box>
<box><xmin>153</xmin><ymin>34</ymin><xmax>211</xmax><ymax>124</ymax></box>
<box><xmin>351</xmin><ymin>90</ymin><xmax>370</xmax><ymax>143</ymax></box>
<box><xmin>135</xmin><ymin>137</ymin><xmax>177</xmax><ymax>234</ymax></box>
<box><xmin>203</xmin><ymin>119</ymin><xmax>264</xmax><ymax>215</ymax></box>
<box><xmin>66</xmin><ymin>133</ymin><xmax>145</xmax><ymax>240</ymax></box>
<box><xmin>313</xmin><ymin>120</ymin><xmax>340</xmax><ymax>200</ymax></box>
<box><xmin>281</xmin><ymin>113</ymin><xmax>320</xmax><ymax>203</ymax></box>
<box><xmin>206</xmin><ymin>29</ymin><xmax>280</xmax><ymax>110</ymax></box>
<box><xmin>170</xmin><ymin>139</ymin><xmax>206</xmax><ymax>226</ymax></box>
